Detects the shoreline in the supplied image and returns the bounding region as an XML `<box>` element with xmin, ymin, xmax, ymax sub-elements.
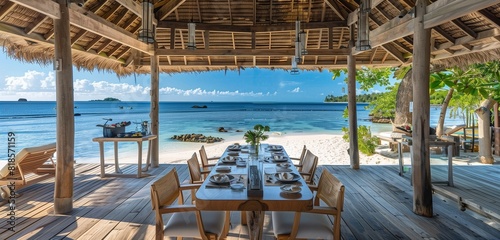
<box><xmin>103</xmin><ymin>133</ymin><xmax>399</xmax><ymax>166</ymax></box>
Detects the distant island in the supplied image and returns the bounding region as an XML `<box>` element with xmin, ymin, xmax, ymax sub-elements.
<box><xmin>18</xmin><ymin>98</ymin><xmax>27</xmax><ymax>102</ymax></box>
<box><xmin>324</xmin><ymin>93</ymin><xmax>381</xmax><ymax>103</ymax></box>
<box><xmin>90</xmin><ymin>97</ymin><xmax>121</xmax><ymax>102</ymax></box>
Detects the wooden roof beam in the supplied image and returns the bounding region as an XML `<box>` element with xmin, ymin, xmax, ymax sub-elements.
<box><xmin>115</xmin><ymin>0</ymin><xmax>157</xmax><ymax>25</ymax></box>
<box><xmin>370</xmin><ymin>0</ymin><xmax>498</xmax><ymax>48</ymax></box>
<box><xmin>11</xmin><ymin>0</ymin><xmax>150</xmax><ymax>54</ymax></box>
<box><xmin>157</xmin><ymin>21</ymin><xmax>346</xmax><ymax>32</ymax></box>
<box><xmin>0</xmin><ymin>21</ymin><xmax>124</xmax><ymax>64</ymax></box>
<box><xmin>434</xmin><ymin>28</ymin><xmax>500</xmax><ymax>51</ymax></box>
<box><xmin>139</xmin><ymin>61</ymin><xmax>402</xmax><ymax>68</ymax></box>
<box><xmin>433</xmin><ymin>26</ymin><xmax>455</xmax><ymax>43</ymax></box>
<box><xmin>324</xmin><ymin>0</ymin><xmax>348</xmax><ymax>20</ymax></box>
<box><xmin>155</xmin><ymin>48</ymin><xmax>349</xmax><ymax>56</ymax></box>
<box><xmin>381</xmin><ymin>43</ymin><xmax>405</xmax><ymax>63</ymax></box>
<box><xmin>478</xmin><ymin>9</ymin><xmax>500</xmax><ymax>29</ymax></box>
<box><xmin>157</xmin><ymin>0</ymin><xmax>186</xmax><ymax>21</ymax></box>
<box><xmin>433</xmin><ymin>41</ymin><xmax>500</xmax><ymax>61</ymax></box>
<box><xmin>451</xmin><ymin>19</ymin><xmax>477</xmax><ymax>39</ymax></box>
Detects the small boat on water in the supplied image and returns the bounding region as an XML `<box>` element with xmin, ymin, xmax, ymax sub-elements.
<box><xmin>18</xmin><ymin>98</ymin><xmax>27</xmax><ymax>102</ymax></box>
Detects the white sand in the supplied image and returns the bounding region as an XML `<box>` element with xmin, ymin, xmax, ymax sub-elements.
<box><xmin>158</xmin><ymin>134</ymin><xmax>399</xmax><ymax>165</ymax></box>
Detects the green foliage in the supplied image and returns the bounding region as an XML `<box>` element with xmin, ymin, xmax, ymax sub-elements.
<box><xmin>341</xmin><ymin>125</ymin><xmax>378</xmax><ymax>155</ymax></box>
<box><xmin>243</xmin><ymin>124</ymin><xmax>271</xmax><ymax>145</ymax></box>
<box><xmin>324</xmin><ymin>92</ymin><xmax>383</xmax><ymax>102</ymax></box>
<box><xmin>368</xmin><ymin>84</ymin><xmax>398</xmax><ymax>119</ymax></box>
<box><xmin>330</xmin><ymin>67</ymin><xmax>393</xmax><ymax>91</ymax></box>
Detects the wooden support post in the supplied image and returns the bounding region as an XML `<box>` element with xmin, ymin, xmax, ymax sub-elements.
<box><xmin>348</xmin><ymin>26</ymin><xmax>359</xmax><ymax>169</ymax></box>
<box><xmin>54</xmin><ymin>0</ymin><xmax>74</xmax><ymax>214</ymax></box>
<box><xmin>494</xmin><ymin>103</ymin><xmax>500</xmax><ymax>156</ymax></box>
<box><xmin>412</xmin><ymin>0</ymin><xmax>432</xmax><ymax>217</ymax></box>
<box><xmin>150</xmin><ymin>46</ymin><xmax>160</xmax><ymax>168</ymax></box>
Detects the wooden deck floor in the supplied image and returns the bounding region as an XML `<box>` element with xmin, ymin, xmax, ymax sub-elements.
<box><xmin>0</xmin><ymin>163</ymin><xmax>499</xmax><ymax>239</ymax></box>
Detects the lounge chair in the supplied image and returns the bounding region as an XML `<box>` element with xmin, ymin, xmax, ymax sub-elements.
<box><xmin>444</xmin><ymin>124</ymin><xmax>466</xmax><ymax>136</ymax></box>
<box><xmin>0</xmin><ymin>143</ymin><xmax>56</xmax><ymax>199</ymax></box>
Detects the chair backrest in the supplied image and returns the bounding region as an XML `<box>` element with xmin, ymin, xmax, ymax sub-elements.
<box><xmin>315</xmin><ymin>169</ymin><xmax>345</xmax><ymax>239</ymax></box>
<box><xmin>315</xmin><ymin>169</ymin><xmax>345</xmax><ymax>210</ymax></box>
<box><xmin>301</xmin><ymin>150</ymin><xmax>318</xmax><ymax>184</ymax></box>
<box><xmin>150</xmin><ymin>168</ymin><xmax>208</xmax><ymax>239</ymax></box>
<box><xmin>0</xmin><ymin>143</ymin><xmax>56</xmax><ymax>178</ymax></box>
<box><xmin>198</xmin><ymin>145</ymin><xmax>210</xmax><ymax>168</ymax></box>
<box><xmin>296</xmin><ymin>145</ymin><xmax>307</xmax><ymax>165</ymax></box>
<box><xmin>187</xmin><ymin>152</ymin><xmax>203</xmax><ymax>183</ymax></box>
<box><xmin>151</xmin><ymin>168</ymin><xmax>181</xmax><ymax>212</ymax></box>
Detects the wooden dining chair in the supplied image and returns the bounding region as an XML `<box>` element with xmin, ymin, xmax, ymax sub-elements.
<box><xmin>187</xmin><ymin>152</ymin><xmax>211</xmax><ymax>184</ymax></box>
<box><xmin>199</xmin><ymin>145</ymin><xmax>219</xmax><ymax>170</ymax></box>
<box><xmin>150</xmin><ymin>168</ymin><xmax>230</xmax><ymax>240</ymax></box>
<box><xmin>272</xmin><ymin>169</ymin><xmax>345</xmax><ymax>240</ymax></box>
<box><xmin>298</xmin><ymin>150</ymin><xmax>318</xmax><ymax>185</ymax></box>
<box><xmin>290</xmin><ymin>145</ymin><xmax>307</xmax><ymax>170</ymax></box>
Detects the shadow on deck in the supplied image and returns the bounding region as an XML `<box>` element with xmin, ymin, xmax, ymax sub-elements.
<box><xmin>0</xmin><ymin>163</ymin><xmax>499</xmax><ymax>239</ymax></box>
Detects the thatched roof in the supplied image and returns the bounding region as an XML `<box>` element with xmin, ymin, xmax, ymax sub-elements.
<box><xmin>0</xmin><ymin>0</ymin><xmax>499</xmax><ymax>75</ymax></box>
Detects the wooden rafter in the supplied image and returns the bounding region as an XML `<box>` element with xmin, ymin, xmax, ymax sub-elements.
<box><xmin>157</xmin><ymin>0</ymin><xmax>186</xmax><ymax>21</ymax></box>
<box><xmin>325</xmin><ymin>0</ymin><xmax>347</xmax><ymax>20</ymax></box>
<box><xmin>478</xmin><ymin>9</ymin><xmax>500</xmax><ymax>29</ymax></box>
<box><xmin>25</xmin><ymin>15</ymin><xmax>49</xmax><ymax>34</ymax></box>
<box><xmin>11</xmin><ymin>0</ymin><xmax>150</xmax><ymax>54</ymax></box>
<box><xmin>381</xmin><ymin>43</ymin><xmax>405</xmax><ymax>63</ymax></box>
<box><xmin>0</xmin><ymin>21</ymin><xmax>123</xmax><ymax>64</ymax></box>
<box><xmin>433</xmin><ymin>26</ymin><xmax>455</xmax><ymax>43</ymax></box>
<box><xmin>370</xmin><ymin>0</ymin><xmax>498</xmax><ymax>48</ymax></box>
<box><xmin>451</xmin><ymin>19</ymin><xmax>478</xmax><ymax>39</ymax></box>
<box><xmin>228</xmin><ymin>0</ymin><xmax>233</xmax><ymax>24</ymax></box>
<box><xmin>0</xmin><ymin>2</ymin><xmax>16</xmax><ymax>20</ymax></box>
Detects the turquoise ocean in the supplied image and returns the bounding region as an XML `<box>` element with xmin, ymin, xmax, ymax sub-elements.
<box><xmin>0</xmin><ymin>101</ymin><xmax>463</xmax><ymax>163</ymax></box>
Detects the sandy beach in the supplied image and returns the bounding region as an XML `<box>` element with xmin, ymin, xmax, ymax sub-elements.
<box><xmin>159</xmin><ymin>133</ymin><xmax>399</xmax><ymax>165</ymax></box>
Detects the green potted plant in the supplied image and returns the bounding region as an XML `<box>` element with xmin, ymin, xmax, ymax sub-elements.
<box><xmin>244</xmin><ymin>124</ymin><xmax>271</xmax><ymax>154</ymax></box>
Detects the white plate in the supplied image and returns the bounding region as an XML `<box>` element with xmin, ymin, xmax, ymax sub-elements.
<box><xmin>221</xmin><ymin>156</ymin><xmax>238</xmax><ymax>163</ymax></box>
<box><xmin>280</xmin><ymin>184</ymin><xmax>301</xmax><ymax>193</ymax></box>
<box><xmin>230</xmin><ymin>183</ymin><xmax>245</xmax><ymax>191</ymax></box>
<box><xmin>209</xmin><ymin>174</ymin><xmax>235</xmax><ymax>184</ymax></box>
<box><xmin>277</xmin><ymin>163</ymin><xmax>292</xmax><ymax>168</ymax></box>
<box><xmin>274</xmin><ymin>172</ymin><xmax>300</xmax><ymax>183</ymax></box>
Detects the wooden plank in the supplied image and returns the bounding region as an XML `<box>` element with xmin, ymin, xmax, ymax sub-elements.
<box><xmin>10</xmin><ymin>0</ymin><xmax>60</xmax><ymax>19</ymax></box>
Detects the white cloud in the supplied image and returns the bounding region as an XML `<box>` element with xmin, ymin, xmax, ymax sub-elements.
<box><xmin>159</xmin><ymin>87</ymin><xmax>268</xmax><ymax>97</ymax></box>
<box><xmin>288</xmin><ymin>87</ymin><xmax>300</xmax><ymax>93</ymax></box>
<box><xmin>4</xmin><ymin>70</ymin><xmax>46</xmax><ymax>91</ymax></box>
<box><xmin>279</xmin><ymin>81</ymin><xmax>300</xmax><ymax>88</ymax></box>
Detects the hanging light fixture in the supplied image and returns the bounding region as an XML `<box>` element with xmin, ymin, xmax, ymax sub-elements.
<box><xmin>356</xmin><ymin>0</ymin><xmax>371</xmax><ymax>51</ymax></box>
<box><xmin>291</xmin><ymin>21</ymin><xmax>301</xmax><ymax>75</ymax></box>
<box><xmin>138</xmin><ymin>0</ymin><xmax>155</xmax><ymax>43</ymax></box>
<box><xmin>187</xmin><ymin>23</ymin><xmax>196</xmax><ymax>50</ymax></box>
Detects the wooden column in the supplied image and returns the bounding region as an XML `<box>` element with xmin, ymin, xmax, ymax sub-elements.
<box><xmin>494</xmin><ymin>103</ymin><xmax>500</xmax><ymax>156</ymax></box>
<box><xmin>412</xmin><ymin>0</ymin><xmax>432</xmax><ymax>217</ymax></box>
<box><xmin>150</xmin><ymin>46</ymin><xmax>160</xmax><ymax>167</ymax></box>
<box><xmin>54</xmin><ymin>0</ymin><xmax>74</xmax><ymax>214</ymax></box>
<box><xmin>348</xmin><ymin>26</ymin><xmax>359</xmax><ymax>169</ymax></box>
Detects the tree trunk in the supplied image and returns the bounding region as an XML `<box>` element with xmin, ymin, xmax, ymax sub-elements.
<box><xmin>435</xmin><ymin>88</ymin><xmax>455</xmax><ymax>137</ymax></box>
<box><xmin>394</xmin><ymin>69</ymin><xmax>413</xmax><ymax>126</ymax></box>
<box><xmin>475</xmin><ymin>98</ymin><xmax>496</xmax><ymax>164</ymax></box>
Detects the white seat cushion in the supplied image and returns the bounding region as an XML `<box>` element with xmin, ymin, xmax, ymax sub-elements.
<box><xmin>164</xmin><ymin>211</ymin><xmax>225</xmax><ymax>238</ymax></box>
<box><xmin>272</xmin><ymin>211</ymin><xmax>333</xmax><ymax>239</ymax></box>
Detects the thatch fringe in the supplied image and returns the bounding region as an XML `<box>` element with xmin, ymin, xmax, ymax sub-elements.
<box><xmin>432</xmin><ymin>48</ymin><xmax>500</xmax><ymax>69</ymax></box>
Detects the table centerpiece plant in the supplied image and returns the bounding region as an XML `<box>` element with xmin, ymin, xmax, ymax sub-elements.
<box><xmin>243</xmin><ymin>124</ymin><xmax>270</xmax><ymax>155</ymax></box>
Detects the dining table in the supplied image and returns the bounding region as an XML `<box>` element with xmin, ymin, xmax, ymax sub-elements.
<box><xmin>195</xmin><ymin>144</ymin><xmax>314</xmax><ymax>240</ymax></box>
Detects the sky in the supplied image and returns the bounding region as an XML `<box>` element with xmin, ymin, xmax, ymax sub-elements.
<box><xmin>0</xmin><ymin>52</ymin><xmax>390</xmax><ymax>102</ymax></box>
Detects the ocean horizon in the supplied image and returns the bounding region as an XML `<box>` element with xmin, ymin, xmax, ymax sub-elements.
<box><xmin>0</xmin><ymin>101</ymin><xmax>462</xmax><ymax>163</ymax></box>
